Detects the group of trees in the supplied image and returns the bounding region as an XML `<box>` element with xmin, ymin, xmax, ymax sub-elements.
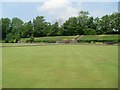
<box><xmin>61</xmin><ymin>11</ymin><xmax>119</xmax><ymax>36</ymax></box>
<box><xmin>0</xmin><ymin>11</ymin><xmax>119</xmax><ymax>43</ymax></box>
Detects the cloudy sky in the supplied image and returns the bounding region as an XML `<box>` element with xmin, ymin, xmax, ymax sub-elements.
<box><xmin>1</xmin><ymin>0</ymin><xmax>119</xmax><ymax>23</ymax></box>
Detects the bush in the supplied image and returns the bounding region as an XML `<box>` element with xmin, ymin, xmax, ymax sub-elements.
<box><xmin>5</xmin><ymin>33</ymin><xmax>13</xmax><ymax>43</ymax></box>
<box><xmin>30</xmin><ymin>36</ymin><xmax>34</xmax><ymax>42</ymax></box>
<box><xmin>33</xmin><ymin>39</ymin><xmax>56</xmax><ymax>43</ymax></box>
<box><xmin>26</xmin><ymin>36</ymin><xmax>34</xmax><ymax>43</ymax></box>
<box><xmin>84</xmin><ymin>28</ymin><xmax>96</xmax><ymax>35</ymax></box>
<box><xmin>77</xmin><ymin>39</ymin><xmax>119</xmax><ymax>44</ymax></box>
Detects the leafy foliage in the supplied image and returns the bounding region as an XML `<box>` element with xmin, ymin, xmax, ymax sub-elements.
<box><xmin>1</xmin><ymin>11</ymin><xmax>119</xmax><ymax>43</ymax></box>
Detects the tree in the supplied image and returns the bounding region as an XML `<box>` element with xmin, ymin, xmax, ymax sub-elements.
<box><xmin>11</xmin><ymin>18</ymin><xmax>23</xmax><ymax>34</ymax></box>
<box><xmin>93</xmin><ymin>17</ymin><xmax>102</xmax><ymax>34</ymax></box>
<box><xmin>84</xmin><ymin>28</ymin><xmax>96</xmax><ymax>35</ymax></box>
<box><xmin>48</xmin><ymin>22</ymin><xmax>59</xmax><ymax>36</ymax></box>
<box><xmin>109</xmin><ymin>12</ymin><xmax>120</xmax><ymax>34</ymax></box>
<box><xmin>11</xmin><ymin>18</ymin><xmax>23</xmax><ymax>42</ymax></box>
<box><xmin>62</xmin><ymin>17</ymin><xmax>78</xmax><ymax>36</ymax></box>
<box><xmin>76</xmin><ymin>11</ymin><xmax>89</xmax><ymax>35</ymax></box>
<box><xmin>21</xmin><ymin>22</ymin><xmax>30</xmax><ymax>38</ymax></box>
<box><xmin>33</xmin><ymin>16</ymin><xmax>46</xmax><ymax>37</ymax></box>
<box><xmin>0</xmin><ymin>11</ymin><xmax>119</xmax><ymax>43</ymax></box>
<box><xmin>100</xmin><ymin>15</ymin><xmax>111</xmax><ymax>34</ymax></box>
<box><xmin>21</xmin><ymin>21</ymin><xmax>33</xmax><ymax>38</ymax></box>
<box><xmin>86</xmin><ymin>17</ymin><xmax>95</xmax><ymax>29</ymax></box>
<box><xmin>5</xmin><ymin>33</ymin><xmax>13</xmax><ymax>43</ymax></box>
<box><xmin>27</xmin><ymin>21</ymin><xmax>33</xmax><ymax>36</ymax></box>
<box><xmin>43</xmin><ymin>22</ymin><xmax>51</xmax><ymax>36</ymax></box>
<box><xmin>1</xmin><ymin>18</ymin><xmax>11</xmax><ymax>40</ymax></box>
<box><xmin>12</xmin><ymin>33</ymin><xmax>21</xmax><ymax>43</ymax></box>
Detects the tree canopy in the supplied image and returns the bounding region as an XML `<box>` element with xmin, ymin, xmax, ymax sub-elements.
<box><xmin>0</xmin><ymin>11</ymin><xmax>119</xmax><ymax>43</ymax></box>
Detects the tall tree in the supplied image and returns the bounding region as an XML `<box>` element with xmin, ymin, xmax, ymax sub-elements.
<box><xmin>5</xmin><ymin>33</ymin><xmax>13</xmax><ymax>43</ymax></box>
<box><xmin>100</xmin><ymin>15</ymin><xmax>111</xmax><ymax>34</ymax></box>
<box><xmin>11</xmin><ymin>18</ymin><xmax>23</xmax><ymax>42</ymax></box>
<box><xmin>11</xmin><ymin>18</ymin><xmax>23</xmax><ymax>33</ymax></box>
<box><xmin>77</xmin><ymin>11</ymin><xmax>89</xmax><ymax>35</ymax></box>
<box><xmin>33</xmin><ymin>16</ymin><xmax>46</xmax><ymax>37</ymax></box>
<box><xmin>43</xmin><ymin>22</ymin><xmax>51</xmax><ymax>36</ymax></box>
<box><xmin>48</xmin><ymin>22</ymin><xmax>59</xmax><ymax>36</ymax></box>
<box><xmin>93</xmin><ymin>17</ymin><xmax>102</xmax><ymax>34</ymax></box>
<box><xmin>21</xmin><ymin>21</ymin><xmax>33</xmax><ymax>38</ymax></box>
<box><xmin>62</xmin><ymin>17</ymin><xmax>78</xmax><ymax>36</ymax></box>
<box><xmin>109</xmin><ymin>12</ymin><xmax>120</xmax><ymax>34</ymax></box>
<box><xmin>1</xmin><ymin>18</ymin><xmax>11</xmax><ymax>40</ymax></box>
<box><xmin>0</xmin><ymin>11</ymin><xmax>119</xmax><ymax>43</ymax></box>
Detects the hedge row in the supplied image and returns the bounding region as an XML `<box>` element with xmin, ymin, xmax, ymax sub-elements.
<box><xmin>78</xmin><ymin>35</ymin><xmax>119</xmax><ymax>41</ymax></box>
<box><xmin>28</xmin><ymin>39</ymin><xmax>120</xmax><ymax>44</ymax></box>
<box><xmin>32</xmin><ymin>39</ymin><xmax>56</xmax><ymax>43</ymax></box>
<box><xmin>77</xmin><ymin>39</ymin><xmax>120</xmax><ymax>43</ymax></box>
<box><xmin>24</xmin><ymin>36</ymin><xmax>74</xmax><ymax>43</ymax></box>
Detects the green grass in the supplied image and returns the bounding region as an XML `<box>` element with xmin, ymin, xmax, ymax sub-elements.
<box><xmin>2</xmin><ymin>44</ymin><xmax>118</xmax><ymax>88</ymax></box>
<box><xmin>20</xmin><ymin>35</ymin><xmax>119</xmax><ymax>43</ymax></box>
<box><xmin>78</xmin><ymin>35</ymin><xmax>119</xmax><ymax>41</ymax></box>
<box><xmin>21</xmin><ymin>36</ymin><xmax>74</xmax><ymax>43</ymax></box>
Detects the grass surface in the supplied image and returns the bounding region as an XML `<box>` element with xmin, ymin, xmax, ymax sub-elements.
<box><xmin>2</xmin><ymin>44</ymin><xmax>118</xmax><ymax>88</ymax></box>
<box><xmin>21</xmin><ymin>36</ymin><xmax>74</xmax><ymax>43</ymax></box>
<box><xmin>19</xmin><ymin>35</ymin><xmax>119</xmax><ymax>43</ymax></box>
<box><xmin>78</xmin><ymin>35</ymin><xmax>119</xmax><ymax>40</ymax></box>
<box><xmin>20</xmin><ymin>35</ymin><xmax>119</xmax><ymax>42</ymax></box>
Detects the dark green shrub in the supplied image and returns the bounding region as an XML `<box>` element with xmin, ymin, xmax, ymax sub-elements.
<box><xmin>26</xmin><ymin>36</ymin><xmax>34</xmax><ymax>43</ymax></box>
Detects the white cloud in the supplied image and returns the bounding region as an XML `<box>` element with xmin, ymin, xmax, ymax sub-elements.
<box><xmin>37</xmin><ymin>0</ymin><xmax>79</xmax><ymax>23</ymax></box>
<box><xmin>40</xmin><ymin>0</ymin><xmax>69</xmax><ymax>11</ymax></box>
<box><xmin>58</xmin><ymin>7</ymin><xmax>78</xmax><ymax>20</ymax></box>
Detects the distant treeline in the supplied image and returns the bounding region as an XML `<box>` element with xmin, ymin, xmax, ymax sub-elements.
<box><xmin>0</xmin><ymin>11</ymin><xmax>120</xmax><ymax>43</ymax></box>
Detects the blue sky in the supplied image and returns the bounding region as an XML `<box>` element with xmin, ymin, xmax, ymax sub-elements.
<box><xmin>1</xmin><ymin>0</ymin><xmax>119</xmax><ymax>23</ymax></box>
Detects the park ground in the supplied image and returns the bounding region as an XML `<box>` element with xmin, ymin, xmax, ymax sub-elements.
<box><xmin>2</xmin><ymin>44</ymin><xmax>118</xmax><ymax>88</ymax></box>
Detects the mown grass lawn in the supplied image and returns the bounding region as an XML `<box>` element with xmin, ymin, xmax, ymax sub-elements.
<box><xmin>2</xmin><ymin>44</ymin><xmax>118</xmax><ymax>88</ymax></box>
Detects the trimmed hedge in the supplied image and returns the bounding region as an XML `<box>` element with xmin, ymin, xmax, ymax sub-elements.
<box><xmin>22</xmin><ymin>35</ymin><xmax>120</xmax><ymax>44</ymax></box>
<box><xmin>77</xmin><ymin>39</ymin><xmax>120</xmax><ymax>44</ymax></box>
<box><xmin>23</xmin><ymin>36</ymin><xmax>74</xmax><ymax>43</ymax></box>
<box><xmin>77</xmin><ymin>35</ymin><xmax>119</xmax><ymax>44</ymax></box>
<box><xmin>33</xmin><ymin>39</ymin><xmax>56</xmax><ymax>43</ymax></box>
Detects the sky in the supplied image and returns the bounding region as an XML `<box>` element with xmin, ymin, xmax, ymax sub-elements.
<box><xmin>0</xmin><ymin>0</ymin><xmax>119</xmax><ymax>23</ymax></box>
